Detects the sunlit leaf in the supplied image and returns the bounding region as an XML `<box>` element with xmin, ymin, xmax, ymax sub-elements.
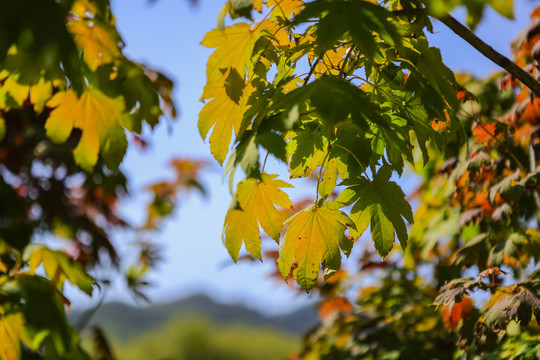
<box><xmin>0</xmin><ymin>311</ymin><xmax>27</xmax><ymax>360</ymax></box>
<box><xmin>29</xmin><ymin>78</ymin><xmax>53</xmax><ymax>114</ymax></box>
<box><xmin>223</xmin><ymin>174</ymin><xmax>292</xmax><ymax>261</ymax></box>
<box><xmin>201</xmin><ymin>22</ymin><xmax>263</xmax><ymax>97</ymax></box>
<box><xmin>23</xmin><ymin>244</ymin><xmax>94</xmax><ymax>295</ymax></box>
<box><xmin>337</xmin><ymin>166</ymin><xmax>413</xmax><ymax>258</ymax></box>
<box><xmin>199</xmin><ymin>79</ymin><xmax>255</xmax><ymax>164</ymax></box>
<box><xmin>68</xmin><ymin>19</ymin><xmax>121</xmax><ymax>71</ymax></box>
<box><xmin>278</xmin><ymin>202</ymin><xmax>352</xmax><ymax>291</ymax></box>
<box><xmin>45</xmin><ymin>87</ymin><xmax>127</xmax><ymax>171</ymax></box>
<box><xmin>292</xmin><ymin>0</ymin><xmax>401</xmax><ymax>56</ymax></box>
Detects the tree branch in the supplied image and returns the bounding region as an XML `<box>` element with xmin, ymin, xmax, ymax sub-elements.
<box><xmin>435</xmin><ymin>13</ymin><xmax>540</xmax><ymax>98</ymax></box>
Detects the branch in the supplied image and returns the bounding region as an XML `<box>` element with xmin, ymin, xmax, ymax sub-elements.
<box><xmin>392</xmin><ymin>9</ymin><xmax>540</xmax><ymax>97</ymax></box>
<box><xmin>435</xmin><ymin>13</ymin><xmax>540</xmax><ymax>98</ymax></box>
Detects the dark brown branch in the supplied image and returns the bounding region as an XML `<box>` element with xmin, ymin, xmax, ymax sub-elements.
<box><xmin>435</xmin><ymin>13</ymin><xmax>540</xmax><ymax>98</ymax></box>
<box><xmin>391</xmin><ymin>9</ymin><xmax>540</xmax><ymax>97</ymax></box>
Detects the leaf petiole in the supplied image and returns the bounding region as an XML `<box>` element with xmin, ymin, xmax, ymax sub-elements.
<box><xmin>333</xmin><ymin>143</ymin><xmax>371</xmax><ymax>181</ymax></box>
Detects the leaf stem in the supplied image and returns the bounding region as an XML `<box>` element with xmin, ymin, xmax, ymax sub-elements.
<box><xmin>333</xmin><ymin>143</ymin><xmax>371</xmax><ymax>181</ymax></box>
<box><xmin>261</xmin><ymin>152</ymin><xmax>270</xmax><ymax>173</ymax></box>
<box><xmin>252</xmin><ymin>1</ymin><xmax>277</xmax><ymax>32</ymax></box>
<box><xmin>315</xmin><ymin>147</ymin><xmax>331</xmax><ymax>208</ymax></box>
<box><xmin>339</xmin><ymin>45</ymin><xmax>354</xmax><ymax>78</ymax></box>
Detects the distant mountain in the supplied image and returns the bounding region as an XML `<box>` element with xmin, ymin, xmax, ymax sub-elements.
<box><xmin>71</xmin><ymin>294</ymin><xmax>319</xmax><ymax>340</ymax></box>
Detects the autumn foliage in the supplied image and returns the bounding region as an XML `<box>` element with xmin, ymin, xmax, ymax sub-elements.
<box><xmin>0</xmin><ymin>0</ymin><xmax>540</xmax><ymax>359</ymax></box>
<box><xmin>202</xmin><ymin>0</ymin><xmax>540</xmax><ymax>359</ymax></box>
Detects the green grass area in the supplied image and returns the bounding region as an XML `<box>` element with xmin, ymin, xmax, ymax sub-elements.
<box><xmin>85</xmin><ymin>315</ymin><xmax>300</xmax><ymax>360</ymax></box>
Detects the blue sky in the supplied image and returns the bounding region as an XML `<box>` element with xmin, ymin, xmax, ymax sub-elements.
<box><xmin>71</xmin><ymin>0</ymin><xmax>539</xmax><ymax>315</ymax></box>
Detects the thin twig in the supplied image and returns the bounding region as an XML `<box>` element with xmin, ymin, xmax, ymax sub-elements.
<box><xmin>475</xmin><ymin>122</ymin><xmax>527</xmax><ymax>171</ymax></box>
<box><xmin>528</xmin><ymin>141</ymin><xmax>540</xmax><ymax>209</ymax></box>
<box><xmin>304</xmin><ymin>55</ymin><xmax>322</xmax><ymax>84</ymax></box>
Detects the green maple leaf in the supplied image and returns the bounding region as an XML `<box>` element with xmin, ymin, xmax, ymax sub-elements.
<box><xmin>336</xmin><ymin>166</ymin><xmax>413</xmax><ymax>258</ymax></box>
<box><xmin>292</xmin><ymin>0</ymin><xmax>401</xmax><ymax>57</ymax></box>
<box><xmin>506</xmin><ymin>290</ymin><xmax>540</xmax><ymax>327</ymax></box>
<box><xmin>271</xmin><ymin>76</ymin><xmax>382</xmax><ymax>128</ymax></box>
<box><xmin>287</xmin><ymin>125</ymin><xmax>328</xmax><ymax>178</ymax></box>
<box><xmin>45</xmin><ymin>87</ymin><xmax>127</xmax><ymax>171</ymax></box>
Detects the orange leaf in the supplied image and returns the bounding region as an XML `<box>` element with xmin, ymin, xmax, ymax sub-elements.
<box><xmin>442</xmin><ymin>296</ymin><xmax>474</xmax><ymax>330</ymax></box>
<box><xmin>532</xmin><ymin>6</ymin><xmax>540</xmax><ymax>19</ymax></box>
<box><xmin>520</xmin><ymin>98</ymin><xmax>540</xmax><ymax>125</ymax></box>
<box><xmin>431</xmin><ymin>119</ymin><xmax>447</xmax><ymax>132</ymax></box>
<box><xmin>472</xmin><ymin>122</ymin><xmax>497</xmax><ymax>144</ymax></box>
<box><xmin>319</xmin><ymin>296</ymin><xmax>353</xmax><ymax>320</ymax></box>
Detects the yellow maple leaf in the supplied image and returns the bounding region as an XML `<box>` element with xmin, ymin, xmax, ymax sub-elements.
<box><xmin>68</xmin><ymin>19</ymin><xmax>121</xmax><ymax>70</ymax></box>
<box><xmin>0</xmin><ymin>75</ymin><xmax>29</xmax><ymax>110</ymax></box>
<box><xmin>261</xmin><ymin>20</ymin><xmax>292</xmax><ymax>48</ymax></box>
<box><xmin>45</xmin><ymin>87</ymin><xmax>126</xmax><ymax>170</ymax></box>
<box><xmin>29</xmin><ymin>78</ymin><xmax>53</xmax><ymax>114</ymax></box>
<box><xmin>200</xmin><ymin>22</ymin><xmax>265</xmax><ymax>163</ymax></box>
<box><xmin>201</xmin><ymin>22</ymin><xmax>263</xmax><ymax>98</ymax></box>
<box><xmin>286</xmin><ymin>131</ymin><xmax>328</xmax><ymax>178</ymax></box>
<box><xmin>199</xmin><ymin>76</ymin><xmax>255</xmax><ymax>165</ymax></box>
<box><xmin>318</xmin><ymin>156</ymin><xmax>349</xmax><ymax>197</ymax></box>
<box><xmin>316</xmin><ymin>47</ymin><xmax>348</xmax><ymax>76</ymax></box>
<box><xmin>0</xmin><ymin>311</ymin><xmax>26</xmax><ymax>360</ymax></box>
<box><xmin>223</xmin><ymin>174</ymin><xmax>293</xmax><ymax>261</ymax></box>
<box><xmin>71</xmin><ymin>0</ymin><xmax>99</xmax><ymax>18</ymax></box>
<box><xmin>267</xmin><ymin>0</ymin><xmax>304</xmax><ymax>19</ymax></box>
<box><xmin>278</xmin><ymin>203</ymin><xmax>352</xmax><ymax>291</ymax></box>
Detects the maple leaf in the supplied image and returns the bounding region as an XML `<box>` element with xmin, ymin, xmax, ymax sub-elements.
<box><xmin>0</xmin><ymin>310</ymin><xmax>27</xmax><ymax>360</ymax></box>
<box><xmin>318</xmin><ymin>296</ymin><xmax>353</xmax><ymax>320</ymax></box>
<box><xmin>336</xmin><ymin>166</ymin><xmax>413</xmax><ymax>258</ymax></box>
<box><xmin>505</xmin><ymin>289</ymin><xmax>540</xmax><ymax>327</ymax></box>
<box><xmin>199</xmin><ymin>21</ymin><xmax>265</xmax><ymax>164</ymax></box>
<box><xmin>68</xmin><ymin>19</ymin><xmax>121</xmax><ymax>70</ymax></box>
<box><xmin>482</xmin><ymin>291</ymin><xmax>514</xmax><ymax>332</ymax></box>
<box><xmin>318</xmin><ymin>155</ymin><xmax>347</xmax><ymax>198</ymax></box>
<box><xmin>278</xmin><ymin>202</ymin><xmax>353</xmax><ymax>291</ymax></box>
<box><xmin>23</xmin><ymin>244</ymin><xmax>94</xmax><ymax>295</ymax></box>
<box><xmin>287</xmin><ymin>126</ymin><xmax>328</xmax><ymax>178</ymax></box>
<box><xmin>0</xmin><ymin>75</ymin><xmax>29</xmax><ymax>109</ymax></box>
<box><xmin>223</xmin><ymin>174</ymin><xmax>292</xmax><ymax>261</ymax></box>
<box><xmin>71</xmin><ymin>0</ymin><xmax>99</xmax><ymax>17</ymax></box>
<box><xmin>201</xmin><ymin>22</ymin><xmax>263</xmax><ymax>96</ymax></box>
<box><xmin>292</xmin><ymin>0</ymin><xmax>401</xmax><ymax>57</ymax></box>
<box><xmin>29</xmin><ymin>78</ymin><xmax>53</xmax><ymax>114</ymax></box>
<box><xmin>268</xmin><ymin>0</ymin><xmax>304</xmax><ymax>20</ymax></box>
<box><xmin>45</xmin><ymin>87</ymin><xmax>127</xmax><ymax>171</ymax></box>
<box><xmin>442</xmin><ymin>296</ymin><xmax>475</xmax><ymax>330</ymax></box>
<box><xmin>199</xmin><ymin>79</ymin><xmax>255</xmax><ymax>165</ymax></box>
